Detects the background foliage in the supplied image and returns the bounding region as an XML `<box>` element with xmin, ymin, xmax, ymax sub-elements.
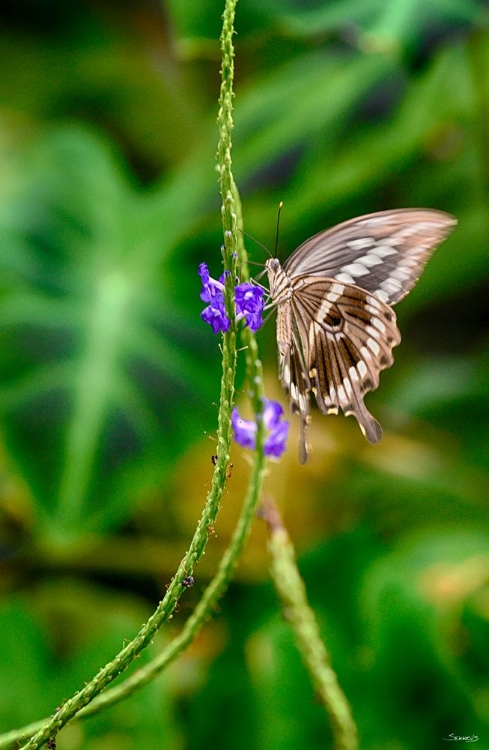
<box><xmin>1</xmin><ymin>0</ymin><xmax>489</xmax><ymax>747</ymax></box>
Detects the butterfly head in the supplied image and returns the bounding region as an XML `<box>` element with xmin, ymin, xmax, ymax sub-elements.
<box><xmin>265</xmin><ymin>257</ymin><xmax>292</xmax><ymax>302</ymax></box>
<box><xmin>265</xmin><ymin>258</ymin><xmax>280</xmax><ymax>272</ymax></box>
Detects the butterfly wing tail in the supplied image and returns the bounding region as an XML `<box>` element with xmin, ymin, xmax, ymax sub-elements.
<box><xmin>299</xmin><ymin>418</ymin><xmax>309</xmax><ymax>464</ymax></box>
<box><xmin>354</xmin><ymin>402</ymin><xmax>382</xmax><ymax>443</ymax></box>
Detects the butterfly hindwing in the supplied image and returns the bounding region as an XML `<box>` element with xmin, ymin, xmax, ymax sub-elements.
<box><xmin>275</xmin><ymin>299</ymin><xmax>311</xmax><ymax>464</ymax></box>
<box><xmin>290</xmin><ymin>278</ymin><xmax>401</xmax><ymax>444</ymax></box>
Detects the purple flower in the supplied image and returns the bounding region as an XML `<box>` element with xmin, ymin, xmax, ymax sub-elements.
<box><xmin>198</xmin><ymin>262</ymin><xmax>211</xmax><ymax>292</ymax></box>
<box><xmin>199</xmin><ymin>264</ymin><xmax>264</xmax><ymax>334</ymax></box>
<box><xmin>232</xmin><ymin>399</ymin><xmax>289</xmax><ymax>458</ymax></box>
<box><xmin>231</xmin><ymin>409</ymin><xmax>257</xmax><ymax>449</ymax></box>
<box><xmin>201</xmin><ymin>303</ymin><xmax>231</xmax><ymax>334</ymax></box>
<box><xmin>263</xmin><ymin>399</ymin><xmax>283</xmax><ymax>429</ymax></box>
<box><xmin>264</xmin><ymin>419</ymin><xmax>289</xmax><ymax>457</ymax></box>
<box><xmin>199</xmin><ymin>263</ymin><xmax>231</xmax><ymax>334</ymax></box>
<box><xmin>235</xmin><ymin>283</ymin><xmax>265</xmax><ymax>333</ymax></box>
<box><xmin>263</xmin><ymin>400</ymin><xmax>289</xmax><ymax>457</ymax></box>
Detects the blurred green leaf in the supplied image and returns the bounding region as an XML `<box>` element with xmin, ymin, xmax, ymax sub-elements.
<box><xmin>276</xmin><ymin>0</ymin><xmax>483</xmax><ymax>46</ymax></box>
<box><xmin>234</xmin><ymin>49</ymin><xmax>393</xmax><ymax>183</ymax></box>
<box><xmin>359</xmin><ymin>528</ymin><xmax>489</xmax><ymax>745</ymax></box>
<box><xmin>0</xmin><ymin>125</ymin><xmax>219</xmax><ymax>539</ymax></box>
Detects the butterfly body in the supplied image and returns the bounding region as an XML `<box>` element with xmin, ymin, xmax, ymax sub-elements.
<box><xmin>266</xmin><ymin>209</ymin><xmax>457</xmax><ymax>462</ymax></box>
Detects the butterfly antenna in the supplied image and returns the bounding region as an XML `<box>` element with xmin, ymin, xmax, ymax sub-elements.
<box><xmin>238</xmin><ymin>228</ymin><xmax>272</xmax><ymax>259</ymax></box>
<box><xmin>274</xmin><ymin>201</ymin><xmax>283</xmax><ymax>257</ymax></box>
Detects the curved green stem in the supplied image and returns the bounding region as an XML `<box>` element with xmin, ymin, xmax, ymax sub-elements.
<box><xmin>80</xmin><ymin>425</ymin><xmax>267</xmax><ymax>719</ymax></box>
<box><xmin>264</xmin><ymin>500</ymin><xmax>358</xmax><ymax>750</ymax></box>
<box><xmin>7</xmin><ymin>2</ymin><xmax>243</xmax><ymax>749</ymax></box>
<box><xmin>0</xmin><ymin>436</ymin><xmax>267</xmax><ymax>750</ymax></box>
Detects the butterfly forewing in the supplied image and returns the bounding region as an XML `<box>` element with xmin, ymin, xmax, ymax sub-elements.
<box><xmin>266</xmin><ymin>208</ymin><xmax>457</xmax><ymax>461</ymax></box>
<box><xmin>283</xmin><ymin>209</ymin><xmax>457</xmax><ymax>305</ymax></box>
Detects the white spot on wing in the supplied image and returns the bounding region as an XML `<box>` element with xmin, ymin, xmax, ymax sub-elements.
<box><xmin>367</xmin><ymin>338</ymin><xmax>380</xmax><ymax>355</ymax></box>
<box><xmin>381</xmin><ymin>235</ymin><xmax>404</xmax><ymax>247</ymax></box>
<box><xmin>317</xmin><ymin>284</ymin><xmax>345</xmax><ymax>322</ymax></box>
<box><xmin>370</xmin><ymin>318</ymin><xmax>386</xmax><ymax>334</ymax></box>
<box><xmin>380</xmin><ymin>278</ymin><xmax>401</xmax><ymax>294</ymax></box>
<box><xmin>356</xmin><ymin>253</ymin><xmax>384</xmax><ymax>268</ymax></box>
<box><xmin>340</xmin><ymin>262</ymin><xmax>370</xmax><ymax>277</ymax></box>
<box><xmin>334</xmin><ymin>272</ymin><xmax>355</xmax><ymax>284</ymax></box>
<box><xmin>317</xmin><ymin>299</ymin><xmax>333</xmax><ymax>322</ymax></box>
<box><xmin>368</xmin><ymin>245</ymin><xmax>397</xmax><ymax>258</ymax></box>
<box><xmin>365</xmin><ymin>297</ymin><xmax>383</xmax><ymax>313</ymax></box>
<box><xmin>366</xmin><ymin>325</ymin><xmax>381</xmax><ymax>339</ymax></box>
<box><xmin>391</xmin><ymin>267</ymin><xmax>411</xmax><ymax>281</ymax></box>
<box><xmin>330</xmin><ymin>283</ymin><xmax>345</xmax><ymax>296</ymax></box>
<box><xmin>349</xmin><ymin>366</ymin><xmax>359</xmax><ymax>382</ymax></box>
<box><xmin>357</xmin><ymin>361</ymin><xmax>368</xmax><ymax>378</ymax></box>
<box><xmin>347</xmin><ymin>237</ymin><xmax>373</xmax><ymax>250</ymax></box>
<box><xmin>373</xmin><ymin>289</ymin><xmax>389</xmax><ymax>303</ymax></box>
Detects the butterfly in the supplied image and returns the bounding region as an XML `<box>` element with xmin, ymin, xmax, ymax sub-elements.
<box><xmin>265</xmin><ymin>208</ymin><xmax>457</xmax><ymax>463</ymax></box>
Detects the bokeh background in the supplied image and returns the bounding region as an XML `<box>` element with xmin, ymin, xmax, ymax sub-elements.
<box><xmin>1</xmin><ymin>1</ymin><xmax>489</xmax><ymax>748</ymax></box>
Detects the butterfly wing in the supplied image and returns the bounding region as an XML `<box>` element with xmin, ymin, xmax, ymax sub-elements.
<box><xmin>267</xmin><ymin>208</ymin><xmax>456</xmax><ymax>460</ymax></box>
<box><xmin>275</xmin><ymin>296</ymin><xmax>311</xmax><ymax>464</ymax></box>
<box><xmin>283</xmin><ymin>209</ymin><xmax>456</xmax><ymax>305</ymax></box>
<box><xmin>272</xmin><ymin>275</ymin><xmax>401</xmax><ymax>460</ymax></box>
<box><xmin>288</xmin><ymin>277</ymin><xmax>401</xmax><ymax>451</ymax></box>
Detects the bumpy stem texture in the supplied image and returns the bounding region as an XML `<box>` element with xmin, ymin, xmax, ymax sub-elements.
<box><xmin>265</xmin><ymin>500</ymin><xmax>358</xmax><ymax>750</ymax></box>
<box><xmin>10</xmin><ymin>2</ymin><xmax>244</xmax><ymax>749</ymax></box>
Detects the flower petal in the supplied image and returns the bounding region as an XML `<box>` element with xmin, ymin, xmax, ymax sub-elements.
<box><xmin>232</xmin><ymin>407</ymin><xmax>257</xmax><ymax>449</ymax></box>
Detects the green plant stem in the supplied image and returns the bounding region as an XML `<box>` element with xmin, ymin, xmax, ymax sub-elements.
<box><xmin>10</xmin><ymin>2</ymin><xmax>244</xmax><ymax>749</ymax></box>
<box><xmin>16</xmin><ymin>355</ymin><xmax>236</xmax><ymax>750</ymax></box>
<box><xmin>2</xmin><ymin>338</ymin><xmax>237</xmax><ymax>750</ymax></box>
<box><xmin>80</xmin><ymin>423</ymin><xmax>267</xmax><ymax>718</ymax></box>
<box><xmin>0</xmin><ymin>223</ymin><xmax>267</xmax><ymax>750</ymax></box>
<box><xmin>2</xmin><ymin>3</ymin><xmax>268</xmax><ymax>747</ymax></box>
<box><xmin>217</xmin><ymin>0</ymin><xmax>238</xmax><ymax>272</ymax></box>
<box><xmin>0</xmin><ymin>431</ymin><xmax>267</xmax><ymax>750</ymax></box>
<box><xmin>263</xmin><ymin>500</ymin><xmax>359</xmax><ymax>750</ymax></box>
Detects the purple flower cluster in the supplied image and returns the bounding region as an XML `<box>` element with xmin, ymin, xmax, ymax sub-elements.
<box><xmin>232</xmin><ymin>399</ymin><xmax>289</xmax><ymax>459</ymax></box>
<box><xmin>199</xmin><ymin>263</ymin><xmax>264</xmax><ymax>334</ymax></box>
<box><xmin>199</xmin><ymin>264</ymin><xmax>231</xmax><ymax>334</ymax></box>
